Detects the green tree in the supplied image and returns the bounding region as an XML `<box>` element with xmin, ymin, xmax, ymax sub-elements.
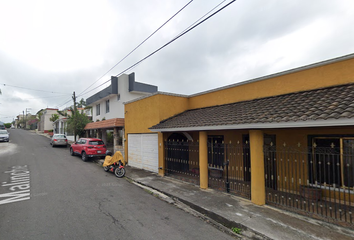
<box><xmin>77</xmin><ymin>98</ymin><xmax>86</xmax><ymax>108</ymax></box>
<box><xmin>49</xmin><ymin>114</ymin><xmax>59</xmax><ymax>122</ymax></box>
<box><xmin>4</xmin><ymin>123</ymin><xmax>11</xmax><ymax>128</ymax></box>
<box><xmin>66</xmin><ymin>109</ymin><xmax>91</xmax><ymax>141</ymax></box>
<box><xmin>36</xmin><ymin>109</ymin><xmax>44</xmax><ymax>120</ymax></box>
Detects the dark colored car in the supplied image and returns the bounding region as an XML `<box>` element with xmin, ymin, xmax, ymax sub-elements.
<box><xmin>70</xmin><ymin>138</ymin><xmax>106</xmax><ymax>161</ymax></box>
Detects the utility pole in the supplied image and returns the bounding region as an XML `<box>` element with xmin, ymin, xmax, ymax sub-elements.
<box><xmin>72</xmin><ymin>91</ymin><xmax>77</xmax><ymax>142</ymax></box>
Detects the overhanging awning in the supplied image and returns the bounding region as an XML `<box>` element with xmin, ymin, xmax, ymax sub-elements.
<box><xmin>84</xmin><ymin>118</ymin><xmax>124</xmax><ymax>130</ymax></box>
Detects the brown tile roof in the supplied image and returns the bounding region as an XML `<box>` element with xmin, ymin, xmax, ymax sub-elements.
<box><xmin>150</xmin><ymin>84</ymin><xmax>354</xmax><ymax>130</ymax></box>
<box><xmin>84</xmin><ymin>118</ymin><xmax>124</xmax><ymax>130</ymax></box>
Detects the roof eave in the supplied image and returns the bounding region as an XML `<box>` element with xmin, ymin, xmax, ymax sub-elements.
<box><xmin>149</xmin><ymin>118</ymin><xmax>354</xmax><ymax>132</ymax></box>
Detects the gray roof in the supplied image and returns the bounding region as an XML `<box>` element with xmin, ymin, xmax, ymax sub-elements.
<box><xmin>150</xmin><ymin>83</ymin><xmax>354</xmax><ymax>131</ymax></box>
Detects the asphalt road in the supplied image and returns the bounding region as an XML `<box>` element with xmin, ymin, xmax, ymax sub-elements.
<box><xmin>0</xmin><ymin>130</ymin><xmax>234</xmax><ymax>240</ymax></box>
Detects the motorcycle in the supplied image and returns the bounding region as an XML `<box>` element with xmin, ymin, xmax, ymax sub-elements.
<box><xmin>103</xmin><ymin>151</ymin><xmax>126</xmax><ymax>178</ymax></box>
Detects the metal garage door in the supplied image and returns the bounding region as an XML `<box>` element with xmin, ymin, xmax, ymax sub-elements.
<box><xmin>128</xmin><ymin>134</ymin><xmax>158</xmax><ymax>173</ymax></box>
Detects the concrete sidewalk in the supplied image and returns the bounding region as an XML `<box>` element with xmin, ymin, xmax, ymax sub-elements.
<box><xmin>34</xmin><ymin>130</ymin><xmax>354</xmax><ymax>239</ymax></box>
<box><xmin>113</xmin><ymin>164</ymin><xmax>354</xmax><ymax>240</ymax></box>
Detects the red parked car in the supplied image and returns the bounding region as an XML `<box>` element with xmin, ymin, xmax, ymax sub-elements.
<box><xmin>70</xmin><ymin>138</ymin><xmax>106</xmax><ymax>161</ymax></box>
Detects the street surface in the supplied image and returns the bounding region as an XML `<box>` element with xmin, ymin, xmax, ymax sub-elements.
<box><xmin>0</xmin><ymin>129</ymin><xmax>234</xmax><ymax>240</ymax></box>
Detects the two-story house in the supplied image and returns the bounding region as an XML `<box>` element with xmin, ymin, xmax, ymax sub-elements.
<box><xmin>85</xmin><ymin>72</ymin><xmax>157</xmax><ymax>155</ymax></box>
<box><xmin>38</xmin><ymin>108</ymin><xmax>58</xmax><ymax>133</ymax></box>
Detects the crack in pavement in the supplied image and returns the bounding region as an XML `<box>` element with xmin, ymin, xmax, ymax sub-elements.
<box><xmin>98</xmin><ymin>199</ymin><xmax>126</xmax><ymax>230</ymax></box>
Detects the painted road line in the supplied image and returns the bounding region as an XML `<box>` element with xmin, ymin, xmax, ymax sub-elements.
<box><xmin>0</xmin><ymin>165</ymin><xmax>31</xmax><ymax>205</ymax></box>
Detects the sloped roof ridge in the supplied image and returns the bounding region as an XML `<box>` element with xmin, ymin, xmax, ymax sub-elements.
<box><xmin>150</xmin><ymin>82</ymin><xmax>354</xmax><ymax>130</ymax></box>
<box><xmin>187</xmin><ymin>82</ymin><xmax>354</xmax><ymax>112</ymax></box>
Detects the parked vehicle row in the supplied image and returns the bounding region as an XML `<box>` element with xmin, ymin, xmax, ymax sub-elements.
<box><xmin>50</xmin><ymin>136</ymin><xmax>125</xmax><ymax>177</ymax></box>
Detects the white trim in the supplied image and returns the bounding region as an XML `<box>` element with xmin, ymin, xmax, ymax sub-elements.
<box><xmin>149</xmin><ymin>118</ymin><xmax>354</xmax><ymax>132</ymax></box>
<box><xmin>124</xmin><ymin>91</ymin><xmax>188</xmax><ymax>105</ymax></box>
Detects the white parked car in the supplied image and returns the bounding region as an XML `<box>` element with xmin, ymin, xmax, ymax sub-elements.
<box><xmin>0</xmin><ymin>130</ymin><xmax>9</xmax><ymax>142</ymax></box>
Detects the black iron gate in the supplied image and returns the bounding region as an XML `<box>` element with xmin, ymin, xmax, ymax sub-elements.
<box><xmin>165</xmin><ymin>139</ymin><xmax>200</xmax><ymax>185</ymax></box>
<box><xmin>208</xmin><ymin>140</ymin><xmax>251</xmax><ymax>200</ymax></box>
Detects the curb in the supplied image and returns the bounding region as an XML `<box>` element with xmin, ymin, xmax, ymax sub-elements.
<box><xmin>93</xmin><ymin>159</ymin><xmax>270</xmax><ymax>240</ymax></box>
<box><xmin>127</xmin><ymin>175</ymin><xmax>270</xmax><ymax>240</ymax></box>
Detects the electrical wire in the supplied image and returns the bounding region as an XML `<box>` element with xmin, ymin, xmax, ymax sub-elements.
<box><xmin>114</xmin><ymin>0</ymin><xmax>237</xmax><ymax>77</ymax></box>
<box><xmin>77</xmin><ymin>0</ymin><xmax>194</xmax><ymax>98</ymax></box>
<box><xmin>78</xmin><ymin>0</ymin><xmax>236</xmax><ymax>98</ymax></box>
<box><xmin>26</xmin><ymin>94</ymin><xmax>72</xmax><ymax>100</ymax></box>
<box><xmin>57</xmin><ymin>98</ymin><xmax>73</xmax><ymax>108</ymax></box>
<box><xmin>0</xmin><ymin>83</ymin><xmax>71</xmax><ymax>94</ymax></box>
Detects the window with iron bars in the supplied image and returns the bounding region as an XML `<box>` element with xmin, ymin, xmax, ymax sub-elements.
<box><xmin>311</xmin><ymin>137</ymin><xmax>354</xmax><ymax>188</ymax></box>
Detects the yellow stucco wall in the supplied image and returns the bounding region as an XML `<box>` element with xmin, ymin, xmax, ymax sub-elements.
<box><xmin>126</xmin><ymin>56</ymin><xmax>354</xmax><ymax>139</ymax></box>
<box><xmin>124</xmin><ymin>94</ymin><xmax>189</xmax><ymax>161</ymax></box>
<box><xmin>124</xmin><ymin>55</ymin><xmax>354</xmax><ymax>203</ymax></box>
<box><xmin>188</xmin><ymin>57</ymin><xmax>354</xmax><ymax>109</ymax></box>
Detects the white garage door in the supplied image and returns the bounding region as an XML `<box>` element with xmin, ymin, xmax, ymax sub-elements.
<box><xmin>128</xmin><ymin>134</ymin><xmax>158</xmax><ymax>173</ymax></box>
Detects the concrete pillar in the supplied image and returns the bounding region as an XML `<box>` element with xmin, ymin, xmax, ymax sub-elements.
<box><xmin>101</xmin><ymin>130</ymin><xmax>107</xmax><ymax>145</ymax></box>
<box><xmin>97</xmin><ymin>129</ymin><xmax>102</xmax><ymax>139</ymax></box>
<box><xmin>121</xmin><ymin>128</ymin><xmax>125</xmax><ymax>159</ymax></box>
<box><xmin>249</xmin><ymin>130</ymin><xmax>265</xmax><ymax>205</ymax></box>
<box><xmin>199</xmin><ymin>131</ymin><xmax>208</xmax><ymax>189</ymax></box>
<box><xmin>113</xmin><ymin>127</ymin><xmax>119</xmax><ymax>153</ymax></box>
<box><xmin>158</xmin><ymin>132</ymin><xmax>165</xmax><ymax>177</ymax></box>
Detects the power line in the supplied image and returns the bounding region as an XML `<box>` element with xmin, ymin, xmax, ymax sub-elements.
<box><xmin>0</xmin><ymin>83</ymin><xmax>71</xmax><ymax>94</ymax></box>
<box><xmin>114</xmin><ymin>0</ymin><xmax>237</xmax><ymax>77</ymax></box>
<box><xmin>26</xmin><ymin>94</ymin><xmax>72</xmax><ymax>100</ymax></box>
<box><xmin>78</xmin><ymin>0</ymin><xmax>236</xmax><ymax>99</ymax></box>
<box><xmin>57</xmin><ymin>98</ymin><xmax>73</xmax><ymax>109</ymax></box>
<box><xmin>174</xmin><ymin>0</ymin><xmax>227</xmax><ymax>40</ymax></box>
<box><xmin>77</xmin><ymin>0</ymin><xmax>194</xmax><ymax>98</ymax></box>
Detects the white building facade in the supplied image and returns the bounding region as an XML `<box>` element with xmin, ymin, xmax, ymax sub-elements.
<box><xmin>38</xmin><ymin>108</ymin><xmax>58</xmax><ymax>132</ymax></box>
<box><xmin>85</xmin><ymin>73</ymin><xmax>157</xmax><ymax>155</ymax></box>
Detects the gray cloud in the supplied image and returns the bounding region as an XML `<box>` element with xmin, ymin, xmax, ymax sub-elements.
<box><xmin>1</xmin><ymin>0</ymin><xmax>354</xmax><ymax>122</ymax></box>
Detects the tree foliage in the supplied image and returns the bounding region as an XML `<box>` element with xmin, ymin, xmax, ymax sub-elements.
<box><xmin>36</xmin><ymin>109</ymin><xmax>44</xmax><ymax>120</ymax></box>
<box><xmin>66</xmin><ymin>109</ymin><xmax>91</xmax><ymax>139</ymax></box>
<box><xmin>49</xmin><ymin>114</ymin><xmax>59</xmax><ymax>122</ymax></box>
<box><xmin>77</xmin><ymin>98</ymin><xmax>86</xmax><ymax>108</ymax></box>
<box><xmin>57</xmin><ymin>110</ymin><xmax>68</xmax><ymax>117</ymax></box>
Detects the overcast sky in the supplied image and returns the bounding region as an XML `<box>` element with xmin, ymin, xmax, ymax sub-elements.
<box><xmin>1</xmin><ymin>0</ymin><xmax>354</xmax><ymax>123</ymax></box>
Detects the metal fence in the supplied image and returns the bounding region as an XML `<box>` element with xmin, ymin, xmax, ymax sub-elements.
<box><xmin>208</xmin><ymin>141</ymin><xmax>251</xmax><ymax>199</ymax></box>
<box><xmin>164</xmin><ymin>139</ymin><xmax>251</xmax><ymax>200</ymax></box>
<box><xmin>165</xmin><ymin>140</ymin><xmax>200</xmax><ymax>185</ymax></box>
<box><xmin>264</xmin><ymin>144</ymin><xmax>354</xmax><ymax>227</ymax></box>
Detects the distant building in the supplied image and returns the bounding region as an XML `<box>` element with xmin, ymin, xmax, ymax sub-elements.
<box><xmin>38</xmin><ymin>108</ymin><xmax>58</xmax><ymax>133</ymax></box>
